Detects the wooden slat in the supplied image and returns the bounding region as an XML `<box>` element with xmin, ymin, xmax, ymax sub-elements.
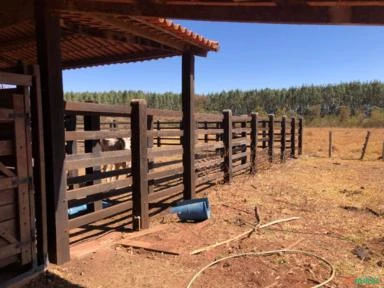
<box><xmin>233</xmin><ymin>162</ymin><xmax>251</xmax><ymax>173</ymax></box>
<box><xmin>196</xmin><ymin>171</ymin><xmax>224</xmax><ymax>186</ymax></box>
<box><xmin>148</xmin><ymin>167</ymin><xmax>183</xmax><ymax>181</ymax></box>
<box><xmin>0</xmin><ymin>140</ymin><xmax>13</xmax><ymax>157</ymax></box>
<box><xmin>195</xmin><ymin>142</ymin><xmax>224</xmax><ymax>152</ymax></box>
<box><xmin>233</xmin><ymin>127</ymin><xmax>250</xmax><ymax>133</ymax></box>
<box><xmin>65</xmin><ymin>129</ymin><xmax>131</xmax><ymax>141</ymax></box>
<box><xmin>0</xmin><ymin>243</ymin><xmax>21</xmax><ymax>260</ymax></box>
<box><xmin>69</xmin><ymin>201</ymin><xmax>133</xmax><ymax>229</ymax></box>
<box><xmin>0</xmin><ymin>71</ymin><xmax>32</xmax><ymax>86</ymax></box>
<box><xmin>0</xmin><ymin>177</ymin><xmax>17</xmax><ymax>191</ymax></box>
<box><xmin>149</xmin><ymin>147</ymin><xmax>183</xmax><ymax>158</ymax></box>
<box><xmin>196</xmin><ymin>128</ymin><xmax>223</xmax><ymax>134</ymax></box>
<box><xmin>65</xmin><ymin>101</ymin><xmax>131</xmax><ymax>117</ymax></box>
<box><xmin>0</xmin><ymin>189</ymin><xmax>15</xmax><ymax>206</ymax></box>
<box><xmin>149</xmin><ymin>130</ymin><xmax>183</xmax><ymax>137</ymax></box>
<box><xmin>0</xmin><ymin>203</ymin><xmax>16</xmax><ymax>222</ymax></box>
<box><xmin>195</xmin><ymin>158</ymin><xmax>223</xmax><ymax>170</ymax></box>
<box><xmin>0</xmin><ymin>108</ymin><xmax>14</xmax><ymax>122</ymax></box>
<box><xmin>67</xmin><ymin>177</ymin><xmax>133</xmax><ymax>201</ymax></box>
<box><xmin>65</xmin><ymin>149</ymin><xmax>132</xmax><ymax>170</ymax></box>
<box><xmin>232</xmin><ymin>151</ymin><xmax>248</xmax><ymax>161</ymax></box>
<box><xmin>148</xmin><ymin>184</ymin><xmax>184</xmax><ymax>202</ymax></box>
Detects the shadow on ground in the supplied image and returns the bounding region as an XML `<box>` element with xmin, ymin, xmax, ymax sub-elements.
<box><xmin>24</xmin><ymin>271</ymin><xmax>84</xmax><ymax>288</ymax></box>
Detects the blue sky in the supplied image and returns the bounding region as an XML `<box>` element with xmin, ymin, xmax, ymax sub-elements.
<box><xmin>63</xmin><ymin>21</ymin><xmax>384</xmax><ymax>94</ymax></box>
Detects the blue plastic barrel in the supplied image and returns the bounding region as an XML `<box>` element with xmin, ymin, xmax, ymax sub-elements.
<box><xmin>170</xmin><ymin>198</ymin><xmax>210</xmax><ymax>221</ymax></box>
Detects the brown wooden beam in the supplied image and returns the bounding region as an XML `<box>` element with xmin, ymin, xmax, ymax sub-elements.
<box><xmin>182</xmin><ymin>53</ymin><xmax>196</xmax><ymax>200</ymax></box>
<box><xmin>54</xmin><ymin>1</ymin><xmax>384</xmax><ymax>25</ymax></box>
<box><xmin>34</xmin><ymin>0</ymin><xmax>70</xmax><ymax>265</ymax></box>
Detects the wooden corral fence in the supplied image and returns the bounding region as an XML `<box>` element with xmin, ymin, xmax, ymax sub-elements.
<box><xmin>63</xmin><ymin>100</ymin><xmax>303</xmax><ymax>244</ymax></box>
<box><xmin>0</xmin><ymin>69</ymin><xmax>46</xmax><ymax>285</ymax></box>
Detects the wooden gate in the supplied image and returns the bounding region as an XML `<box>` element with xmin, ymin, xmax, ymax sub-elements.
<box><xmin>0</xmin><ymin>70</ymin><xmax>46</xmax><ymax>285</ymax></box>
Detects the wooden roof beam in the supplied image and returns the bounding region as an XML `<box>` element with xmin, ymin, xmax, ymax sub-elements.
<box><xmin>54</xmin><ymin>1</ymin><xmax>384</xmax><ymax>25</ymax></box>
<box><xmin>60</xmin><ymin>20</ymin><xmax>177</xmax><ymax>52</ymax></box>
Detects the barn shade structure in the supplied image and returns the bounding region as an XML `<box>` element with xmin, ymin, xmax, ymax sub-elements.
<box><xmin>0</xmin><ymin>1</ymin><xmax>219</xmax><ymax>284</ymax></box>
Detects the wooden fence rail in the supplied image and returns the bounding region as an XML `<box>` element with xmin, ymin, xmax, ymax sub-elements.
<box><xmin>62</xmin><ymin>100</ymin><xmax>303</xmax><ymax>245</ymax></box>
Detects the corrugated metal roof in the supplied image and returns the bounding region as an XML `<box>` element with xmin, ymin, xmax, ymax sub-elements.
<box><xmin>0</xmin><ymin>13</ymin><xmax>219</xmax><ymax>70</ymax></box>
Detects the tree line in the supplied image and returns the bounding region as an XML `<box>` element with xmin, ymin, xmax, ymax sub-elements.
<box><xmin>64</xmin><ymin>81</ymin><xmax>384</xmax><ymax>127</ymax></box>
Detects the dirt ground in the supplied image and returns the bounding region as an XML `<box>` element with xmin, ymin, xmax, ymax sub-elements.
<box><xmin>26</xmin><ymin>128</ymin><xmax>384</xmax><ymax>288</ymax></box>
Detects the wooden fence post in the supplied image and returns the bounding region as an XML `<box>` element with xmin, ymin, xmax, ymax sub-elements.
<box><xmin>147</xmin><ymin>115</ymin><xmax>154</xmax><ymax>195</ymax></box>
<box><xmin>262</xmin><ymin>120</ymin><xmax>267</xmax><ymax>149</ymax></box>
<box><xmin>156</xmin><ymin>120</ymin><xmax>161</xmax><ymax>147</ymax></box>
<box><xmin>182</xmin><ymin>53</ymin><xmax>196</xmax><ymax>200</ymax></box>
<box><xmin>250</xmin><ymin>112</ymin><xmax>258</xmax><ymax>174</ymax></box>
<box><xmin>84</xmin><ymin>113</ymin><xmax>102</xmax><ymax>211</ymax></box>
<box><xmin>328</xmin><ymin>131</ymin><xmax>333</xmax><ymax>158</ymax></box>
<box><xmin>298</xmin><ymin>116</ymin><xmax>303</xmax><ymax>156</ymax></box>
<box><xmin>223</xmin><ymin>110</ymin><xmax>233</xmax><ymax>183</ymax></box>
<box><xmin>281</xmin><ymin>116</ymin><xmax>286</xmax><ymax>162</ymax></box>
<box><xmin>268</xmin><ymin>114</ymin><xmax>274</xmax><ymax>162</ymax></box>
<box><xmin>360</xmin><ymin>131</ymin><xmax>371</xmax><ymax>160</ymax></box>
<box><xmin>204</xmin><ymin>121</ymin><xmax>209</xmax><ymax>143</ymax></box>
<box><xmin>131</xmin><ymin>99</ymin><xmax>149</xmax><ymax>230</ymax></box>
<box><xmin>64</xmin><ymin>115</ymin><xmax>77</xmax><ymax>191</ymax></box>
<box><xmin>241</xmin><ymin>119</ymin><xmax>247</xmax><ymax>165</ymax></box>
<box><xmin>290</xmin><ymin>117</ymin><xmax>296</xmax><ymax>158</ymax></box>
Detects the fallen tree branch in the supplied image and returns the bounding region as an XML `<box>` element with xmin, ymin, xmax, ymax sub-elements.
<box><xmin>187</xmin><ymin>249</ymin><xmax>335</xmax><ymax>288</ymax></box>
<box><xmin>190</xmin><ymin>216</ymin><xmax>300</xmax><ymax>255</ymax></box>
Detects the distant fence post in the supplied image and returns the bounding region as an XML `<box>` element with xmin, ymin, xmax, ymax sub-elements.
<box><xmin>328</xmin><ymin>131</ymin><xmax>332</xmax><ymax>158</ymax></box>
<box><xmin>204</xmin><ymin>121</ymin><xmax>209</xmax><ymax>143</ymax></box>
<box><xmin>290</xmin><ymin>117</ymin><xmax>296</xmax><ymax>158</ymax></box>
<box><xmin>262</xmin><ymin>120</ymin><xmax>267</xmax><ymax>149</ymax></box>
<box><xmin>64</xmin><ymin>115</ymin><xmax>77</xmax><ymax>190</ymax></box>
<box><xmin>280</xmin><ymin>116</ymin><xmax>286</xmax><ymax>162</ymax></box>
<box><xmin>223</xmin><ymin>110</ymin><xmax>233</xmax><ymax>183</ymax></box>
<box><xmin>156</xmin><ymin>120</ymin><xmax>161</xmax><ymax>147</ymax></box>
<box><xmin>360</xmin><ymin>131</ymin><xmax>371</xmax><ymax>160</ymax></box>
<box><xmin>268</xmin><ymin>114</ymin><xmax>274</xmax><ymax>162</ymax></box>
<box><xmin>241</xmin><ymin>118</ymin><xmax>247</xmax><ymax>165</ymax></box>
<box><xmin>298</xmin><ymin>116</ymin><xmax>303</xmax><ymax>156</ymax></box>
<box><xmin>131</xmin><ymin>99</ymin><xmax>149</xmax><ymax>231</ymax></box>
<box><xmin>84</xmin><ymin>113</ymin><xmax>102</xmax><ymax>211</ymax></box>
<box><xmin>250</xmin><ymin>112</ymin><xmax>258</xmax><ymax>174</ymax></box>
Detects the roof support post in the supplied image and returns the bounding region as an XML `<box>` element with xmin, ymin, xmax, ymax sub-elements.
<box><xmin>34</xmin><ymin>0</ymin><xmax>70</xmax><ymax>265</ymax></box>
<box><xmin>182</xmin><ymin>53</ymin><xmax>195</xmax><ymax>200</ymax></box>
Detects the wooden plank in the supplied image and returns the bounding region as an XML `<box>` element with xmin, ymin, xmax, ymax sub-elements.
<box><xmin>195</xmin><ymin>158</ymin><xmax>223</xmax><ymax>170</ymax></box>
<box><xmin>182</xmin><ymin>53</ymin><xmax>196</xmax><ymax>200</ymax></box>
<box><xmin>223</xmin><ymin>109</ymin><xmax>232</xmax><ymax>183</ymax></box>
<box><xmin>0</xmin><ymin>108</ymin><xmax>14</xmax><ymax>123</ymax></box>
<box><xmin>12</xmin><ymin>93</ymin><xmax>32</xmax><ymax>265</ymax></box>
<box><xmin>268</xmin><ymin>114</ymin><xmax>274</xmax><ymax>162</ymax></box>
<box><xmin>0</xmin><ymin>177</ymin><xmax>17</xmax><ymax>191</ymax></box>
<box><xmin>149</xmin><ymin>147</ymin><xmax>183</xmax><ymax>158</ymax></box>
<box><xmin>148</xmin><ymin>167</ymin><xmax>183</xmax><ymax>181</ymax></box>
<box><xmin>149</xmin><ymin>130</ymin><xmax>183</xmax><ymax>137</ymax></box>
<box><xmin>65</xmin><ymin>101</ymin><xmax>131</xmax><ymax>117</ymax></box>
<box><xmin>148</xmin><ymin>184</ymin><xmax>184</xmax><ymax>202</ymax></box>
<box><xmin>0</xmin><ymin>162</ymin><xmax>15</xmax><ymax>177</ymax></box>
<box><xmin>65</xmin><ymin>149</ymin><xmax>132</xmax><ymax>170</ymax></box>
<box><xmin>131</xmin><ymin>100</ymin><xmax>149</xmax><ymax>230</ymax></box>
<box><xmin>67</xmin><ymin>167</ymin><xmax>131</xmax><ymax>185</ymax></box>
<box><xmin>196</xmin><ymin>171</ymin><xmax>224</xmax><ymax>186</ymax></box>
<box><xmin>0</xmin><ymin>189</ymin><xmax>15</xmax><ymax>206</ymax></box>
<box><xmin>69</xmin><ymin>201</ymin><xmax>133</xmax><ymax>229</ymax></box>
<box><xmin>0</xmin><ymin>203</ymin><xmax>16</xmax><ymax>223</ymax></box>
<box><xmin>195</xmin><ymin>142</ymin><xmax>224</xmax><ymax>152</ymax></box>
<box><xmin>0</xmin><ymin>71</ymin><xmax>32</xmax><ymax>86</ymax></box>
<box><xmin>196</xmin><ymin>128</ymin><xmax>223</xmax><ymax>134</ymax></box>
<box><xmin>250</xmin><ymin>112</ymin><xmax>258</xmax><ymax>174</ymax></box>
<box><xmin>65</xmin><ymin>129</ymin><xmax>131</xmax><ymax>141</ymax></box>
<box><xmin>0</xmin><ymin>243</ymin><xmax>21</xmax><ymax>259</ymax></box>
<box><xmin>233</xmin><ymin>162</ymin><xmax>251</xmax><ymax>173</ymax></box>
<box><xmin>232</xmin><ymin>152</ymin><xmax>248</xmax><ymax>161</ymax></box>
<box><xmin>0</xmin><ymin>140</ymin><xmax>13</xmax><ymax>157</ymax></box>
<box><xmin>67</xmin><ymin>177</ymin><xmax>132</xmax><ymax>201</ymax></box>
<box><xmin>35</xmin><ymin>1</ymin><xmax>70</xmax><ymax>264</ymax></box>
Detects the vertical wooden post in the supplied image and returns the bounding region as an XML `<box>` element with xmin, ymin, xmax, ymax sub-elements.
<box><xmin>29</xmin><ymin>64</ymin><xmax>48</xmax><ymax>266</ymax></box>
<box><xmin>250</xmin><ymin>112</ymin><xmax>258</xmax><ymax>174</ymax></box>
<box><xmin>156</xmin><ymin>120</ymin><xmax>161</xmax><ymax>147</ymax></box>
<box><xmin>204</xmin><ymin>121</ymin><xmax>209</xmax><ymax>143</ymax></box>
<box><xmin>262</xmin><ymin>120</ymin><xmax>267</xmax><ymax>149</ymax></box>
<box><xmin>328</xmin><ymin>131</ymin><xmax>333</xmax><ymax>158</ymax></box>
<box><xmin>268</xmin><ymin>114</ymin><xmax>274</xmax><ymax>162</ymax></box>
<box><xmin>64</xmin><ymin>115</ymin><xmax>77</xmax><ymax>191</ymax></box>
<box><xmin>147</xmin><ymin>115</ymin><xmax>154</xmax><ymax>195</ymax></box>
<box><xmin>131</xmin><ymin>99</ymin><xmax>149</xmax><ymax>230</ymax></box>
<box><xmin>182</xmin><ymin>53</ymin><xmax>195</xmax><ymax>200</ymax></box>
<box><xmin>223</xmin><ymin>110</ymin><xmax>233</xmax><ymax>183</ymax></box>
<box><xmin>84</xmin><ymin>114</ymin><xmax>102</xmax><ymax>211</ymax></box>
<box><xmin>290</xmin><ymin>117</ymin><xmax>296</xmax><ymax>158</ymax></box>
<box><xmin>281</xmin><ymin>116</ymin><xmax>286</xmax><ymax>162</ymax></box>
<box><xmin>298</xmin><ymin>116</ymin><xmax>303</xmax><ymax>156</ymax></box>
<box><xmin>34</xmin><ymin>0</ymin><xmax>70</xmax><ymax>264</ymax></box>
<box><xmin>359</xmin><ymin>131</ymin><xmax>371</xmax><ymax>160</ymax></box>
<box><xmin>241</xmin><ymin>119</ymin><xmax>247</xmax><ymax>165</ymax></box>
